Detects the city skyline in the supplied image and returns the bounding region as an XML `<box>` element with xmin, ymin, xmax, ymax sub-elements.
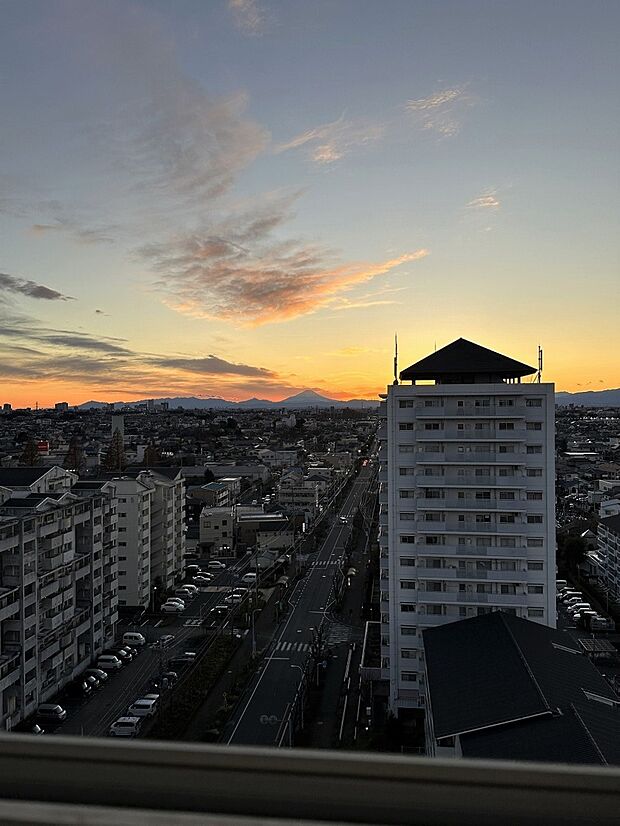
<box><xmin>1</xmin><ymin>1</ymin><xmax>618</xmax><ymax>408</ymax></box>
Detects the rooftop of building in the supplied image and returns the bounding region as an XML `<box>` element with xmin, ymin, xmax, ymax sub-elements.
<box><xmin>423</xmin><ymin>611</ymin><xmax>620</xmax><ymax>765</ymax></box>
<box><xmin>599</xmin><ymin>513</ymin><xmax>620</xmax><ymax>534</ymax></box>
<box><xmin>399</xmin><ymin>338</ymin><xmax>537</xmax><ymax>383</ymax></box>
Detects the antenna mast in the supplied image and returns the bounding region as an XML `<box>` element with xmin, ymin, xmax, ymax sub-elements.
<box><xmin>537</xmin><ymin>345</ymin><xmax>543</xmax><ymax>383</ymax></box>
<box><xmin>393</xmin><ymin>334</ymin><xmax>399</xmax><ymax>385</ymax></box>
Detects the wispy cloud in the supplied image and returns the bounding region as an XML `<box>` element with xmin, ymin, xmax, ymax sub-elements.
<box><xmin>148</xmin><ymin>355</ymin><xmax>276</xmax><ymax>377</ymax></box>
<box><xmin>30</xmin><ymin>219</ymin><xmax>118</xmax><ymax>245</ymax></box>
<box><xmin>405</xmin><ymin>85</ymin><xmax>474</xmax><ymax>137</ymax></box>
<box><xmin>466</xmin><ymin>191</ymin><xmax>500</xmax><ymax>209</ymax></box>
<box><xmin>276</xmin><ymin>114</ymin><xmax>385</xmax><ymax>165</ymax></box>
<box><xmin>228</xmin><ymin>0</ymin><xmax>266</xmax><ymax>36</ymax></box>
<box><xmin>141</xmin><ymin>195</ymin><xmax>428</xmax><ymax>325</ymax></box>
<box><xmin>0</xmin><ymin>272</ymin><xmax>74</xmax><ymax>302</ymax></box>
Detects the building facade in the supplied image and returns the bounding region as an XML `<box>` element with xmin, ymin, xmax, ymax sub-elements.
<box><xmin>378</xmin><ymin>339</ymin><xmax>555</xmax><ymax>713</ymax></box>
<box><xmin>0</xmin><ymin>490</ymin><xmax>117</xmax><ymax>730</ymax></box>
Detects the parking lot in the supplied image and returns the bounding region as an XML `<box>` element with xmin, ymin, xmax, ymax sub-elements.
<box><xmin>39</xmin><ymin>555</ymin><xmax>263</xmax><ymax>738</ymax></box>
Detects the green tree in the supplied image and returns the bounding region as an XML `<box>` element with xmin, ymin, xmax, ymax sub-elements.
<box><xmin>19</xmin><ymin>438</ymin><xmax>40</xmax><ymax>465</ymax></box>
<box><xmin>64</xmin><ymin>434</ymin><xmax>85</xmax><ymax>474</ymax></box>
<box><xmin>103</xmin><ymin>429</ymin><xmax>126</xmax><ymax>472</ymax></box>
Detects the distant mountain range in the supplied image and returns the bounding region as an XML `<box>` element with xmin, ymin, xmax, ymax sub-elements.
<box><xmin>78</xmin><ymin>389</ymin><xmax>380</xmax><ymax>411</ymax></box>
<box><xmin>555</xmin><ymin>388</ymin><xmax>620</xmax><ymax>407</ymax></box>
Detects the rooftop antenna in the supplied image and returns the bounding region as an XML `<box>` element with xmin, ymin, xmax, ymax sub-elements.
<box><xmin>393</xmin><ymin>334</ymin><xmax>399</xmax><ymax>385</ymax></box>
<box><xmin>537</xmin><ymin>345</ymin><xmax>543</xmax><ymax>383</ymax></box>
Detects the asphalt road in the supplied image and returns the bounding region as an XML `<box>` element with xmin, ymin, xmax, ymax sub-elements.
<box><xmin>224</xmin><ymin>463</ymin><xmax>375</xmax><ymax>747</ymax></box>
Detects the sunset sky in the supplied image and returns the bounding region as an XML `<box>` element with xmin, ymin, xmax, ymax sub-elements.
<box><xmin>1</xmin><ymin>0</ymin><xmax>618</xmax><ymax>408</ymax></box>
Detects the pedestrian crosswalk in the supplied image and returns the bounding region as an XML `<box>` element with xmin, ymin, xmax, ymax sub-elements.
<box><xmin>274</xmin><ymin>641</ymin><xmax>311</xmax><ymax>653</ymax></box>
<box><xmin>311</xmin><ymin>560</ymin><xmax>334</xmax><ymax>568</ymax></box>
<box><xmin>183</xmin><ymin>618</ymin><xmax>203</xmax><ymax>627</ymax></box>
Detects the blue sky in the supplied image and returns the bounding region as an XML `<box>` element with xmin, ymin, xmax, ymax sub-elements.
<box><xmin>0</xmin><ymin>0</ymin><xmax>618</xmax><ymax>405</ymax></box>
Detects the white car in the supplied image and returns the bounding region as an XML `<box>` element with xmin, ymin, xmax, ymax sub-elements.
<box><xmin>127</xmin><ymin>698</ymin><xmax>158</xmax><ymax>717</ymax></box>
<box><xmin>175</xmin><ymin>588</ymin><xmax>194</xmax><ymax>598</ymax></box>
<box><xmin>207</xmin><ymin>560</ymin><xmax>226</xmax><ymax>570</ymax></box>
<box><xmin>179</xmin><ymin>584</ymin><xmax>198</xmax><ymax>595</ymax></box>
<box><xmin>241</xmin><ymin>572</ymin><xmax>257</xmax><ymax>585</ymax></box>
<box><xmin>166</xmin><ymin>597</ymin><xmax>186</xmax><ymax>607</ymax></box>
<box><xmin>224</xmin><ymin>593</ymin><xmax>243</xmax><ymax>604</ymax></box>
<box><xmin>161</xmin><ymin>602</ymin><xmax>185</xmax><ymax>614</ymax></box>
<box><xmin>109</xmin><ymin>717</ymin><xmax>141</xmax><ymax>737</ymax></box>
<box><xmin>193</xmin><ymin>576</ymin><xmax>212</xmax><ymax>586</ymax></box>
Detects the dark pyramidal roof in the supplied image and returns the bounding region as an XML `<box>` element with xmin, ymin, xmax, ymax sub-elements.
<box><xmin>400</xmin><ymin>338</ymin><xmax>536</xmax><ymax>382</ymax></box>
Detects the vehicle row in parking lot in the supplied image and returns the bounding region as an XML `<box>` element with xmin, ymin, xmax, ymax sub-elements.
<box><xmin>557</xmin><ymin>583</ymin><xmax>615</xmax><ymax>631</ymax></box>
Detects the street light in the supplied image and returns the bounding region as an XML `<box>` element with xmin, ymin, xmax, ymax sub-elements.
<box><xmin>290</xmin><ymin>664</ymin><xmax>305</xmax><ymax>730</ymax></box>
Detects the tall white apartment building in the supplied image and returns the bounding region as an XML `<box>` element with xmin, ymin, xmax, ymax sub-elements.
<box><xmin>378</xmin><ymin>339</ymin><xmax>555</xmax><ymax>714</ymax></box>
<box><xmin>108</xmin><ymin>477</ymin><xmax>153</xmax><ymax>609</ymax></box>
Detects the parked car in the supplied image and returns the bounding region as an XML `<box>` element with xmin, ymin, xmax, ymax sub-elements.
<box><xmin>14</xmin><ymin>721</ymin><xmax>45</xmax><ymax>735</ymax></box>
<box><xmin>149</xmin><ymin>670</ymin><xmax>179</xmax><ymax>691</ymax></box>
<box><xmin>210</xmin><ymin>604</ymin><xmax>229</xmax><ymax>617</ymax></box>
<box><xmin>165</xmin><ymin>597</ymin><xmax>186</xmax><ymax>608</ymax></box>
<box><xmin>241</xmin><ymin>572</ymin><xmax>257</xmax><ymax>585</ymax></box>
<box><xmin>36</xmin><ymin>704</ymin><xmax>67</xmax><ymax>722</ymax></box>
<box><xmin>108</xmin><ymin>717</ymin><xmax>141</xmax><ymax>737</ymax></box>
<box><xmin>123</xmin><ymin>632</ymin><xmax>146</xmax><ymax>647</ymax></box>
<box><xmin>193</xmin><ymin>576</ymin><xmax>212</xmax><ymax>586</ymax></box>
<box><xmin>127</xmin><ymin>698</ymin><xmax>158</xmax><ymax>717</ymax></box>
<box><xmin>185</xmin><ymin>564</ymin><xmax>200</xmax><ymax>577</ymax></box>
<box><xmin>97</xmin><ymin>655</ymin><xmax>123</xmax><ymax>671</ymax></box>
<box><xmin>65</xmin><ymin>680</ymin><xmax>93</xmax><ymax>699</ymax></box>
<box><xmin>161</xmin><ymin>602</ymin><xmax>185</xmax><ymax>614</ymax></box>
<box><xmin>168</xmin><ymin>652</ymin><xmax>197</xmax><ymax>669</ymax></box>
<box><xmin>83</xmin><ymin>674</ymin><xmax>101</xmax><ymax>690</ymax></box>
<box><xmin>224</xmin><ymin>593</ymin><xmax>243</xmax><ymax>604</ymax></box>
<box><xmin>207</xmin><ymin>560</ymin><xmax>226</xmax><ymax>570</ymax></box>
<box><xmin>105</xmin><ymin>647</ymin><xmax>133</xmax><ymax>663</ymax></box>
<box><xmin>157</xmin><ymin>634</ymin><xmax>176</xmax><ymax>648</ymax></box>
<box><xmin>84</xmin><ymin>668</ymin><xmax>109</xmax><ymax>684</ymax></box>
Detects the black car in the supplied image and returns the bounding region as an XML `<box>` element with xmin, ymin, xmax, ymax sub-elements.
<box><xmin>83</xmin><ymin>674</ymin><xmax>101</xmax><ymax>690</ymax></box>
<box><xmin>84</xmin><ymin>668</ymin><xmax>109</xmax><ymax>684</ymax></box>
<box><xmin>149</xmin><ymin>670</ymin><xmax>178</xmax><ymax>692</ymax></box>
<box><xmin>65</xmin><ymin>680</ymin><xmax>93</xmax><ymax>698</ymax></box>
<box><xmin>105</xmin><ymin>647</ymin><xmax>132</xmax><ymax>663</ymax></box>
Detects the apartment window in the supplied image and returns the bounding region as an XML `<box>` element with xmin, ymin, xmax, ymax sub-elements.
<box><xmin>499</xmin><ymin>514</ymin><xmax>515</xmax><ymax>523</ymax></box>
<box><xmin>527</xmin><ymin>538</ymin><xmax>544</xmax><ymax>548</ymax></box>
<box><xmin>423</xmin><ymin>513</ymin><xmax>443</xmax><ymax>522</ymax></box>
<box><xmin>498</xmin><ymin>399</ymin><xmax>514</xmax><ymax>407</ymax></box>
<box><xmin>401</xmin><ymin>649</ymin><xmax>417</xmax><ymax>659</ymax></box>
<box><xmin>118</xmin><ymin>527</ymin><xmax>126</xmax><ymax>533</ymax></box>
<box><xmin>527</xmin><ymin>468</ymin><xmax>543</xmax><ymax>477</ymax></box>
<box><xmin>424</xmin><ymin>536</ymin><xmax>442</xmax><ymax>545</ymax></box>
<box><xmin>424</xmin><ymin>423</ymin><xmax>441</xmax><ymax>430</ymax></box>
<box><xmin>475</xmin><ymin>491</ymin><xmax>491</xmax><ymax>500</ymax></box>
<box><xmin>457</xmin><ymin>400</ymin><xmax>464</xmax><ymax>407</ymax></box>
<box><xmin>527</xmin><ymin>514</ymin><xmax>543</xmax><ymax>524</ymax></box>
<box><xmin>399</xmin><ymin>400</ymin><xmax>414</xmax><ymax>408</ymax></box>
<box><xmin>475</xmin><ymin>468</ymin><xmax>490</xmax><ymax>477</ymax></box>
<box><xmin>499</xmin><ymin>560</ymin><xmax>517</xmax><ymax>571</ymax></box>
<box><xmin>474</xmin><ymin>423</ymin><xmax>485</xmax><ymax>431</ymax></box>
<box><xmin>498</xmin><ymin>422</ymin><xmax>515</xmax><ymax>431</ymax></box>
<box><xmin>527</xmin><ymin>491</ymin><xmax>543</xmax><ymax>500</ymax></box>
<box><xmin>424</xmin><ymin>399</ymin><xmax>441</xmax><ymax>407</ymax></box>
<box><xmin>424</xmin><ymin>489</ymin><xmax>443</xmax><ymax>499</ymax></box>
<box><xmin>427</xmin><ymin>605</ymin><xmax>445</xmax><ymax>615</ymax></box>
<box><xmin>423</xmin><ymin>444</ymin><xmax>442</xmax><ymax>453</ymax></box>
<box><xmin>526</xmin><ymin>422</ymin><xmax>542</xmax><ymax>431</ymax></box>
<box><xmin>528</xmin><ymin>608</ymin><xmax>544</xmax><ymax>617</ymax></box>
<box><xmin>424</xmin><ymin>467</ymin><xmax>443</xmax><ymax>476</ymax></box>
<box><xmin>119</xmin><ymin>585</ymin><xmax>126</xmax><ymax>591</ymax></box>
<box><xmin>458</xmin><ymin>424</ymin><xmax>465</xmax><ymax>431</ymax></box>
<box><xmin>528</xmin><ymin>585</ymin><xmax>544</xmax><ymax>594</ymax></box>
<box><xmin>498</xmin><ymin>468</ymin><xmax>513</xmax><ymax>477</ymax></box>
<box><xmin>476</xmin><ymin>560</ymin><xmax>492</xmax><ymax>570</ymax></box>
<box><xmin>118</xmin><ymin>569</ymin><xmax>127</xmax><ymax>576</ymax></box>
<box><xmin>475</xmin><ymin>399</ymin><xmax>491</xmax><ymax>407</ymax></box>
<box><xmin>118</xmin><ymin>541</ymin><xmax>127</xmax><ymax>547</ymax></box>
<box><xmin>499</xmin><ymin>491</ymin><xmax>515</xmax><ymax>500</ymax></box>
<box><xmin>500</xmin><ymin>537</ymin><xmax>517</xmax><ymax>547</ymax></box>
<box><xmin>399</xmin><ymin>422</ymin><xmax>414</xmax><ymax>431</ymax></box>
<box><xmin>400</xmin><ymin>557</ymin><xmax>416</xmax><ymax>566</ymax></box>
<box><xmin>500</xmin><ymin>584</ymin><xmax>517</xmax><ymax>595</ymax></box>
<box><xmin>498</xmin><ymin>445</ymin><xmax>514</xmax><ymax>454</ymax></box>
<box><xmin>476</xmin><ymin>536</ymin><xmax>492</xmax><ymax>547</ymax></box>
<box><xmin>425</xmin><ymin>581</ymin><xmax>443</xmax><ymax>592</ymax></box>
<box><xmin>477</xmin><ymin>607</ymin><xmax>493</xmax><ymax>616</ymax></box>
<box><xmin>400</xmin><ymin>513</ymin><xmax>416</xmax><ymax>521</ymax></box>
<box><xmin>400</xmin><ymin>535</ymin><xmax>416</xmax><ymax>543</ymax></box>
<box><xmin>528</xmin><ymin>561</ymin><xmax>544</xmax><ymax>570</ymax></box>
<box><xmin>400</xmin><ymin>603</ymin><xmax>416</xmax><ymax>612</ymax></box>
<box><xmin>399</xmin><ymin>467</ymin><xmax>415</xmax><ymax>476</ymax></box>
<box><xmin>399</xmin><ymin>490</ymin><xmax>416</xmax><ymax>499</ymax></box>
<box><xmin>401</xmin><ymin>672</ymin><xmax>418</xmax><ymax>682</ymax></box>
<box><xmin>118</xmin><ymin>555</ymin><xmax>127</xmax><ymax>561</ymax></box>
<box><xmin>425</xmin><ymin>558</ymin><xmax>443</xmax><ymax>568</ymax></box>
<box><xmin>526</xmin><ymin>399</ymin><xmax>542</xmax><ymax>407</ymax></box>
<box><xmin>401</xmin><ymin>626</ymin><xmax>417</xmax><ymax>636</ymax></box>
<box><xmin>400</xmin><ymin>580</ymin><xmax>417</xmax><ymax>589</ymax></box>
<box><xmin>399</xmin><ymin>445</ymin><xmax>415</xmax><ymax>454</ymax></box>
<box><xmin>118</xmin><ymin>512</ymin><xmax>127</xmax><ymax>518</ymax></box>
<box><xmin>477</xmin><ymin>584</ymin><xmax>493</xmax><ymax>593</ymax></box>
<box><xmin>476</xmin><ymin>514</ymin><xmax>492</xmax><ymax>523</ymax></box>
<box><xmin>527</xmin><ymin>445</ymin><xmax>543</xmax><ymax>454</ymax></box>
